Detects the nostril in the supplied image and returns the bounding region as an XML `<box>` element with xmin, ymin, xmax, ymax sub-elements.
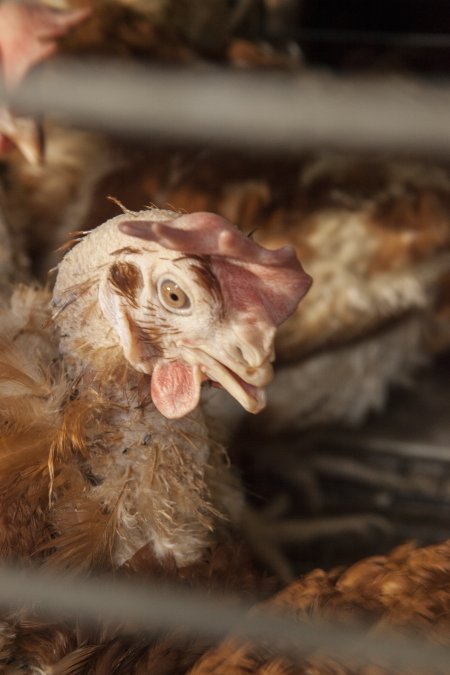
<box><xmin>231</xmin><ymin>330</ymin><xmax>274</xmax><ymax>367</ymax></box>
<box><xmin>235</xmin><ymin>344</ymin><xmax>257</xmax><ymax>367</ymax></box>
<box><xmin>235</xmin><ymin>346</ymin><xmax>245</xmax><ymax>362</ymax></box>
<box><xmin>235</xmin><ymin>344</ymin><xmax>262</xmax><ymax>368</ymax></box>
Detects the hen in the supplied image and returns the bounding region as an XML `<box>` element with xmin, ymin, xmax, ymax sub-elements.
<box><xmin>0</xmin><ymin>208</ymin><xmax>310</xmax><ymax>670</ymax></box>
<box><xmin>191</xmin><ymin>539</ymin><xmax>450</xmax><ymax>674</ymax></box>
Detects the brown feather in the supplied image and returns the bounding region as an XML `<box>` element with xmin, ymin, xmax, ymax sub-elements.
<box><xmin>46</xmin><ymin>645</ymin><xmax>103</xmax><ymax>675</ymax></box>
<box><xmin>190</xmin><ymin>541</ymin><xmax>450</xmax><ymax>674</ymax></box>
<box><xmin>47</xmin><ymin>474</ymin><xmax>127</xmax><ymax>570</ymax></box>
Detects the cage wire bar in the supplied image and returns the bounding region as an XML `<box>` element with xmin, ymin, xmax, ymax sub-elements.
<box><xmin>3</xmin><ymin>60</ymin><xmax>450</xmax><ymax>153</ymax></box>
<box><xmin>1</xmin><ymin>58</ymin><xmax>450</xmax><ymax>671</ymax></box>
<box><xmin>0</xmin><ymin>563</ymin><xmax>449</xmax><ymax>672</ymax></box>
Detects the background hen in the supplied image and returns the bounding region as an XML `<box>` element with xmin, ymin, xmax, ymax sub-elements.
<box><xmin>191</xmin><ymin>538</ymin><xmax>450</xmax><ymax>674</ymax></box>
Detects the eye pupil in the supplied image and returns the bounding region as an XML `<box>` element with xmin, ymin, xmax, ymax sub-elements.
<box><xmin>158</xmin><ymin>278</ymin><xmax>191</xmax><ymax>312</ymax></box>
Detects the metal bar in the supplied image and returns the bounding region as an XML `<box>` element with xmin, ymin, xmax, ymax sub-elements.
<box><xmin>3</xmin><ymin>61</ymin><xmax>450</xmax><ymax>154</ymax></box>
<box><xmin>0</xmin><ymin>563</ymin><xmax>448</xmax><ymax>671</ymax></box>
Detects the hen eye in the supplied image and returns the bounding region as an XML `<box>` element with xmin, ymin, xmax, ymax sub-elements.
<box><xmin>157</xmin><ymin>278</ymin><xmax>191</xmax><ymax>312</ymax></box>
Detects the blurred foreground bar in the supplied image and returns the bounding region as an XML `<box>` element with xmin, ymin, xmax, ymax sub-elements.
<box><xmin>0</xmin><ymin>563</ymin><xmax>448</xmax><ymax>671</ymax></box>
<box><xmin>3</xmin><ymin>61</ymin><xmax>450</xmax><ymax>154</ymax></box>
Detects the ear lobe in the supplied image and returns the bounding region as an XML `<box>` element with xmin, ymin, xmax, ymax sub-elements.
<box><xmin>98</xmin><ymin>276</ymin><xmax>135</xmax><ymax>361</ymax></box>
<box><xmin>99</xmin><ymin>275</ymin><xmax>158</xmax><ymax>371</ymax></box>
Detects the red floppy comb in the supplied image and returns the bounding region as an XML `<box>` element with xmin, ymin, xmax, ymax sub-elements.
<box><xmin>119</xmin><ymin>212</ymin><xmax>312</xmax><ymax>326</ymax></box>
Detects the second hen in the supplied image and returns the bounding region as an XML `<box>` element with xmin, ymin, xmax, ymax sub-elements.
<box><xmin>190</xmin><ymin>538</ymin><xmax>450</xmax><ymax>674</ymax></box>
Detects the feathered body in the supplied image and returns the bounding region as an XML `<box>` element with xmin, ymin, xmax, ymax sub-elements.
<box><xmin>191</xmin><ymin>539</ymin><xmax>450</xmax><ymax>674</ymax></box>
<box><xmin>0</xmin><ymin>204</ymin><xmax>25</xmax><ymax>293</ymax></box>
<box><xmin>0</xmin><ymin>284</ymin><xmax>229</xmax><ymax>569</ymax></box>
<box><xmin>0</xmin><ymin>207</ymin><xmax>309</xmax><ymax>670</ymax></box>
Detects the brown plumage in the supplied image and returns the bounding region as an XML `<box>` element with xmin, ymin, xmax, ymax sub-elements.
<box><xmin>0</xmin><ymin>202</ymin><xmax>28</xmax><ymax>292</ymax></box>
<box><xmin>0</xmin><ymin>542</ymin><xmax>263</xmax><ymax>674</ymax></box>
<box><xmin>190</xmin><ymin>539</ymin><xmax>450</xmax><ymax>674</ymax></box>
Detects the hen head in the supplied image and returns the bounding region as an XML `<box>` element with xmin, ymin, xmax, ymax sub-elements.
<box><xmin>53</xmin><ymin>210</ymin><xmax>311</xmax><ymax>418</ymax></box>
